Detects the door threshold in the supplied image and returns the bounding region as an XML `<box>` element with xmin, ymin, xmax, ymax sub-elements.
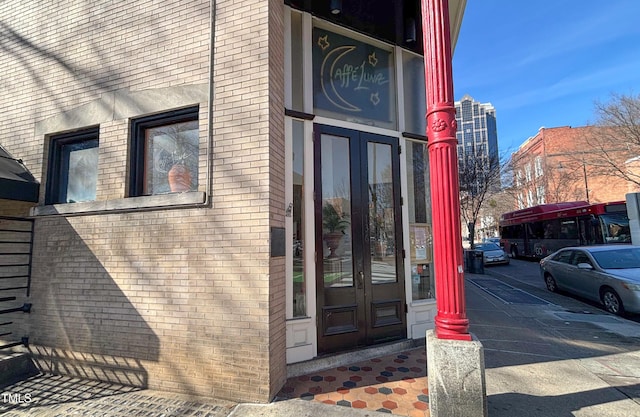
<box><xmin>286</xmin><ymin>338</ymin><xmax>425</xmax><ymax>378</ymax></box>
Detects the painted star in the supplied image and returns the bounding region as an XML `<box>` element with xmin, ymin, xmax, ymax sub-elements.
<box><xmin>318</xmin><ymin>35</ymin><xmax>330</xmax><ymax>51</ymax></box>
<box><xmin>370</xmin><ymin>92</ymin><xmax>380</xmax><ymax>106</ymax></box>
<box><xmin>368</xmin><ymin>52</ymin><xmax>378</xmax><ymax>67</ymax></box>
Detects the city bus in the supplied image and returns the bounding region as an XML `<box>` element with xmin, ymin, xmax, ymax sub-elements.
<box><xmin>499</xmin><ymin>201</ymin><xmax>631</xmax><ymax>259</ymax></box>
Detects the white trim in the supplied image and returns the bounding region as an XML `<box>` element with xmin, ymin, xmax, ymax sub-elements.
<box><xmin>284</xmin><ymin>6</ymin><xmax>293</xmax><ymax>109</ymax></box>
<box><xmin>285</xmin><ymin>118</ymin><xmax>294</xmax><ymax>319</ymax></box>
<box><xmin>303</xmin><ymin>120</ymin><xmax>318</xmax><ymax>359</ymax></box>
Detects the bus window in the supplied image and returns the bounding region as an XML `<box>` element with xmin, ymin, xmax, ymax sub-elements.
<box><xmin>601</xmin><ymin>213</ymin><xmax>631</xmax><ymax>243</ymax></box>
<box><xmin>500</xmin><ymin>201</ymin><xmax>630</xmax><ymax>259</ymax></box>
<box><xmin>541</xmin><ymin>220</ymin><xmax>558</xmax><ymax>239</ymax></box>
<box><xmin>579</xmin><ymin>216</ymin><xmax>602</xmax><ymax>245</ymax></box>
<box><xmin>559</xmin><ymin>219</ymin><xmax>578</xmax><ymax>240</ymax></box>
<box><xmin>529</xmin><ymin>222</ymin><xmax>544</xmax><ymax>239</ymax></box>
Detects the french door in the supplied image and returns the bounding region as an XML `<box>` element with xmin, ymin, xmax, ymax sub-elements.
<box><xmin>314</xmin><ymin>124</ymin><xmax>406</xmax><ymax>353</ymax></box>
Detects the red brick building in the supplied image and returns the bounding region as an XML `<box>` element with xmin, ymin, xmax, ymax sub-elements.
<box><xmin>510</xmin><ymin>126</ymin><xmax>640</xmax><ymax>209</ymax></box>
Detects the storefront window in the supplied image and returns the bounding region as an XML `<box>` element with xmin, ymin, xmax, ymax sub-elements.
<box><xmin>406</xmin><ymin>140</ymin><xmax>434</xmax><ymax>300</ymax></box>
<box><xmin>292</xmin><ymin>120</ymin><xmax>306</xmax><ymax>316</ymax></box>
<box><xmin>312</xmin><ymin>24</ymin><xmax>396</xmax><ymax>130</ymax></box>
<box><xmin>402</xmin><ymin>52</ymin><xmax>426</xmax><ymax>136</ymax></box>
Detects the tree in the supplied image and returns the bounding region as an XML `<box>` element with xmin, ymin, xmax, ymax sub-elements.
<box><xmin>458</xmin><ymin>151</ymin><xmax>502</xmax><ymax>248</ymax></box>
<box><xmin>583</xmin><ymin>92</ymin><xmax>640</xmax><ymax>187</ymax></box>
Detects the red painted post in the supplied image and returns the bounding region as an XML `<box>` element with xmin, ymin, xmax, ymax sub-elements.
<box><xmin>421</xmin><ymin>0</ymin><xmax>471</xmax><ymax>341</ymax></box>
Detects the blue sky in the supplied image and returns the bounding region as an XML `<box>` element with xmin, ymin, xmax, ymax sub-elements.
<box><xmin>452</xmin><ymin>0</ymin><xmax>640</xmax><ymax>155</ymax></box>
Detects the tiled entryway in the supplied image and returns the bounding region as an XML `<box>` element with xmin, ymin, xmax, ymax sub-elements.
<box><xmin>276</xmin><ymin>348</ymin><xmax>429</xmax><ymax>417</ymax></box>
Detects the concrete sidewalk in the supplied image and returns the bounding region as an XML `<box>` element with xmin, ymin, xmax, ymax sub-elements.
<box><xmin>2</xmin><ymin>270</ymin><xmax>639</xmax><ymax>416</ymax></box>
<box><xmin>469</xmin><ymin>270</ymin><xmax>640</xmax><ymax>417</ymax></box>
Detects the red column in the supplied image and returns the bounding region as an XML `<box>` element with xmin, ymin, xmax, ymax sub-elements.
<box><xmin>421</xmin><ymin>0</ymin><xmax>471</xmax><ymax>341</ymax></box>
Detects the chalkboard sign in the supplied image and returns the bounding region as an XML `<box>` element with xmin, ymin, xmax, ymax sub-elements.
<box><xmin>313</xmin><ymin>27</ymin><xmax>392</xmax><ymax>122</ymax></box>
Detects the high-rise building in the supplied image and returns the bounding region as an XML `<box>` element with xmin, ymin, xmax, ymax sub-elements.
<box><xmin>454</xmin><ymin>94</ymin><xmax>499</xmax><ymax>185</ymax></box>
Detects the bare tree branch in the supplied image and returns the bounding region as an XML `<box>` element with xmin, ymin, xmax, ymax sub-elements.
<box><xmin>458</xmin><ymin>151</ymin><xmax>501</xmax><ymax>247</ymax></box>
<box><xmin>583</xmin><ymin>92</ymin><xmax>640</xmax><ymax>187</ymax></box>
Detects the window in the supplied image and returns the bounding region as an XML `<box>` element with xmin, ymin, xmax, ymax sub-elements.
<box><xmin>46</xmin><ymin>128</ymin><xmax>99</xmax><ymax>205</ymax></box>
<box><xmin>534</xmin><ymin>156</ymin><xmax>543</xmax><ymax>177</ymax></box>
<box><xmin>517</xmin><ymin>192</ymin><xmax>525</xmax><ymax>209</ymax></box>
<box><xmin>524</xmin><ymin>164</ymin><xmax>532</xmax><ymax>182</ymax></box>
<box><xmin>515</xmin><ymin>170</ymin><xmax>523</xmax><ymax>187</ymax></box>
<box><xmin>402</xmin><ymin>51</ymin><xmax>426</xmax><ymax>135</ymax></box>
<box><xmin>537</xmin><ymin>186</ymin><xmax>545</xmax><ymax>204</ymax></box>
<box><xmin>552</xmin><ymin>250</ymin><xmax>574</xmax><ymax>264</ymax></box>
<box><xmin>572</xmin><ymin>251</ymin><xmax>591</xmax><ymax>266</ymax></box>
<box><xmin>312</xmin><ymin>25</ymin><xmax>396</xmax><ymax>130</ymax></box>
<box><xmin>292</xmin><ymin>120</ymin><xmax>306</xmax><ymax>317</ymax></box>
<box><xmin>130</xmin><ymin>106</ymin><xmax>199</xmax><ymax>196</ymax></box>
<box><xmin>406</xmin><ymin>140</ymin><xmax>434</xmax><ymax>301</ymax></box>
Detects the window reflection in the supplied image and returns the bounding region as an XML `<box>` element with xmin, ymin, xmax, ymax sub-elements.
<box><xmin>292</xmin><ymin>121</ymin><xmax>306</xmax><ymax>317</ymax></box>
<box><xmin>321</xmin><ymin>135</ymin><xmax>353</xmax><ymax>288</ymax></box>
<box><xmin>65</xmin><ymin>142</ymin><xmax>99</xmax><ymax>203</ymax></box>
<box><xmin>368</xmin><ymin>142</ymin><xmax>397</xmax><ymax>284</ymax></box>
<box><xmin>406</xmin><ymin>140</ymin><xmax>434</xmax><ymax>300</ymax></box>
<box><xmin>46</xmin><ymin>128</ymin><xmax>99</xmax><ymax>205</ymax></box>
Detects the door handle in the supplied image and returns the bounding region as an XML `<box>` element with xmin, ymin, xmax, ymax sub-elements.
<box><xmin>357</xmin><ymin>271</ymin><xmax>364</xmax><ymax>289</ymax></box>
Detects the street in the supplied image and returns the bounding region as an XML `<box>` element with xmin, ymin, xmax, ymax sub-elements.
<box><xmin>484</xmin><ymin>258</ymin><xmax>640</xmax><ymax>324</ymax></box>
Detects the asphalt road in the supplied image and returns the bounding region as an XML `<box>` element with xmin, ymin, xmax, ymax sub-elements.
<box><xmin>483</xmin><ymin>258</ymin><xmax>640</xmax><ymax>324</ymax></box>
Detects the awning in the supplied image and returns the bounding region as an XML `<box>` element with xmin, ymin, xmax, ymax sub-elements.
<box><xmin>0</xmin><ymin>145</ymin><xmax>39</xmax><ymax>202</ymax></box>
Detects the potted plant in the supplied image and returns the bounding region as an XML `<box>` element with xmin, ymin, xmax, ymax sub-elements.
<box><xmin>322</xmin><ymin>202</ymin><xmax>350</xmax><ymax>257</ymax></box>
<box><xmin>167</xmin><ymin>149</ymin><xmax>193</xmax><ymax>192</ymax></box>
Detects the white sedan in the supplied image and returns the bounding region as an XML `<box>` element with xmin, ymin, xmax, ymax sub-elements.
<box><xmin>474</xmin><ymin>243</ymin><xmax>510</xmax><ymax>266</ymax></box>
<box><xmin>539</xmin><ymin>245</ymin><xmax>640</xmax><ymax>316</ymax></box>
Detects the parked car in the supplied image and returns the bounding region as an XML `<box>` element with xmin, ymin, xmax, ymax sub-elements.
<box><xmin>473</xmin><ymin>242</ymin><xmax>509</xmax><ymax>266</ymax></box>
<box><xmin>539</xmin><ymin>245</ymin><xmax>640</xmax><ymax>316</ymax></box>
<box><xmin>483</xmin><ymin>237</ymin><xmax>501</xmax><ymax>246</ymax></box>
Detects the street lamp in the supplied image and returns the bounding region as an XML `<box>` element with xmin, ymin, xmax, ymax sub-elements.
<box><xmin>581</xmin><ymin>161</ymin><xmax>589</xmax><ymax>204</ymax></box>
<box><xmin>558</xmin><ymin>161</ymin><xmax>589</xmax><ymax>203</ymax></box>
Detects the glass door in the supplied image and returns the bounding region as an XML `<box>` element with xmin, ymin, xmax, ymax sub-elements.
<box><xmin>315</xmin><ymin>124</ymin><xmax>405</xmax><ymax>353</ymax></box>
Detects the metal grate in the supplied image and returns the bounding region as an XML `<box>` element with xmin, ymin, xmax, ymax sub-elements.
<box><xmin>0</xmin><ymin>216</ymin><xmax>33</xmax><ymax>350</ymax></box>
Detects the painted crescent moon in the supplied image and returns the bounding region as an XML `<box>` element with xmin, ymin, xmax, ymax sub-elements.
<box><xmin>320</xmin><ymin>45</ymin><xmax>361</xmax><ymax>112</ymax></box>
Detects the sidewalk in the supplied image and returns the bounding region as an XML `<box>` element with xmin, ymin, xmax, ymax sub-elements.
<box><xmin>468</xmin><ymin>269</ymin><xmax>640</xmax><ymax>417</ymax></box>
<box><xmin>2</xmin><ymin>270</ymin><xmax>639</xmax><ymax>416</ymax></box>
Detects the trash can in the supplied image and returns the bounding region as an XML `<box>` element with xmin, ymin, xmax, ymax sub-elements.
<box><xmin>465</xmin><ymin>249</ymin><xmax>485</xmax><ymax>274</ymax></box>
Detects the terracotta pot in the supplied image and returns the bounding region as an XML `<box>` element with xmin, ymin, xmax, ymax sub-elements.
<box><xmin>168</xmin><ymin>164</ymin><xmax>192</xmax><ymax>192</ymax></box>
<box><xmin>324</xmin><ymin>232</ymin><xmax>343</xmax><ymax>258</ymax></box>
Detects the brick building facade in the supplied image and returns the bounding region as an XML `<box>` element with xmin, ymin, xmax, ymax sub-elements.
<box><xmin>510</xmin><ymin>126</ymin><xmax>640</xmax><ymax>209</ymax></box>
<box><xmin>0</xmin><ymin>0</ymin><xmax>465</xmax><ymax>403</ymax></box>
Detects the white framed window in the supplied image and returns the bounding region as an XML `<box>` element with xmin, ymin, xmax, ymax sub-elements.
<box><xmin>534</xmin><ymin>156</ymin><xmax>543</xmax><ymax>177</ymax></box>
<box><xmin>537</xmin><ymin>186</ymin><xmax>546</xmax><ymax>204</ymax></box>
<box><xmin>524</xmin><ymin>164</ymin><xmax>532</xmax><ymax>182</ymax></box>
<box><xmin>527</xmin><ymin>189</ymin><xmax>534</xmax><ymax>207</ymax></box>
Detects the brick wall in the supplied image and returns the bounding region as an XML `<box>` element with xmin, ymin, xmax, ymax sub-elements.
<box><xmin>512</xmin><ymin>126</ymin><xmax>639</xmax><ymax>207</ymax></box>
<box><xmin>1</xmin><ymin>0</ymin><xmax>285</xmax><ymax>403</ymax></box>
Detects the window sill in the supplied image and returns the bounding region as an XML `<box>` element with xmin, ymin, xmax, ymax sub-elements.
<box><xmin>31</xmin><ymin>192</ymin><xmax>206</xmax><ymax>217</ymax></box>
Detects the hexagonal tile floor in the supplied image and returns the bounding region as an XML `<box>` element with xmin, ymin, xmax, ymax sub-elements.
<box><xmin>276</xmin><ymin>348</ymin><xmax>429</xmax><ymax>417</ymax></box>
